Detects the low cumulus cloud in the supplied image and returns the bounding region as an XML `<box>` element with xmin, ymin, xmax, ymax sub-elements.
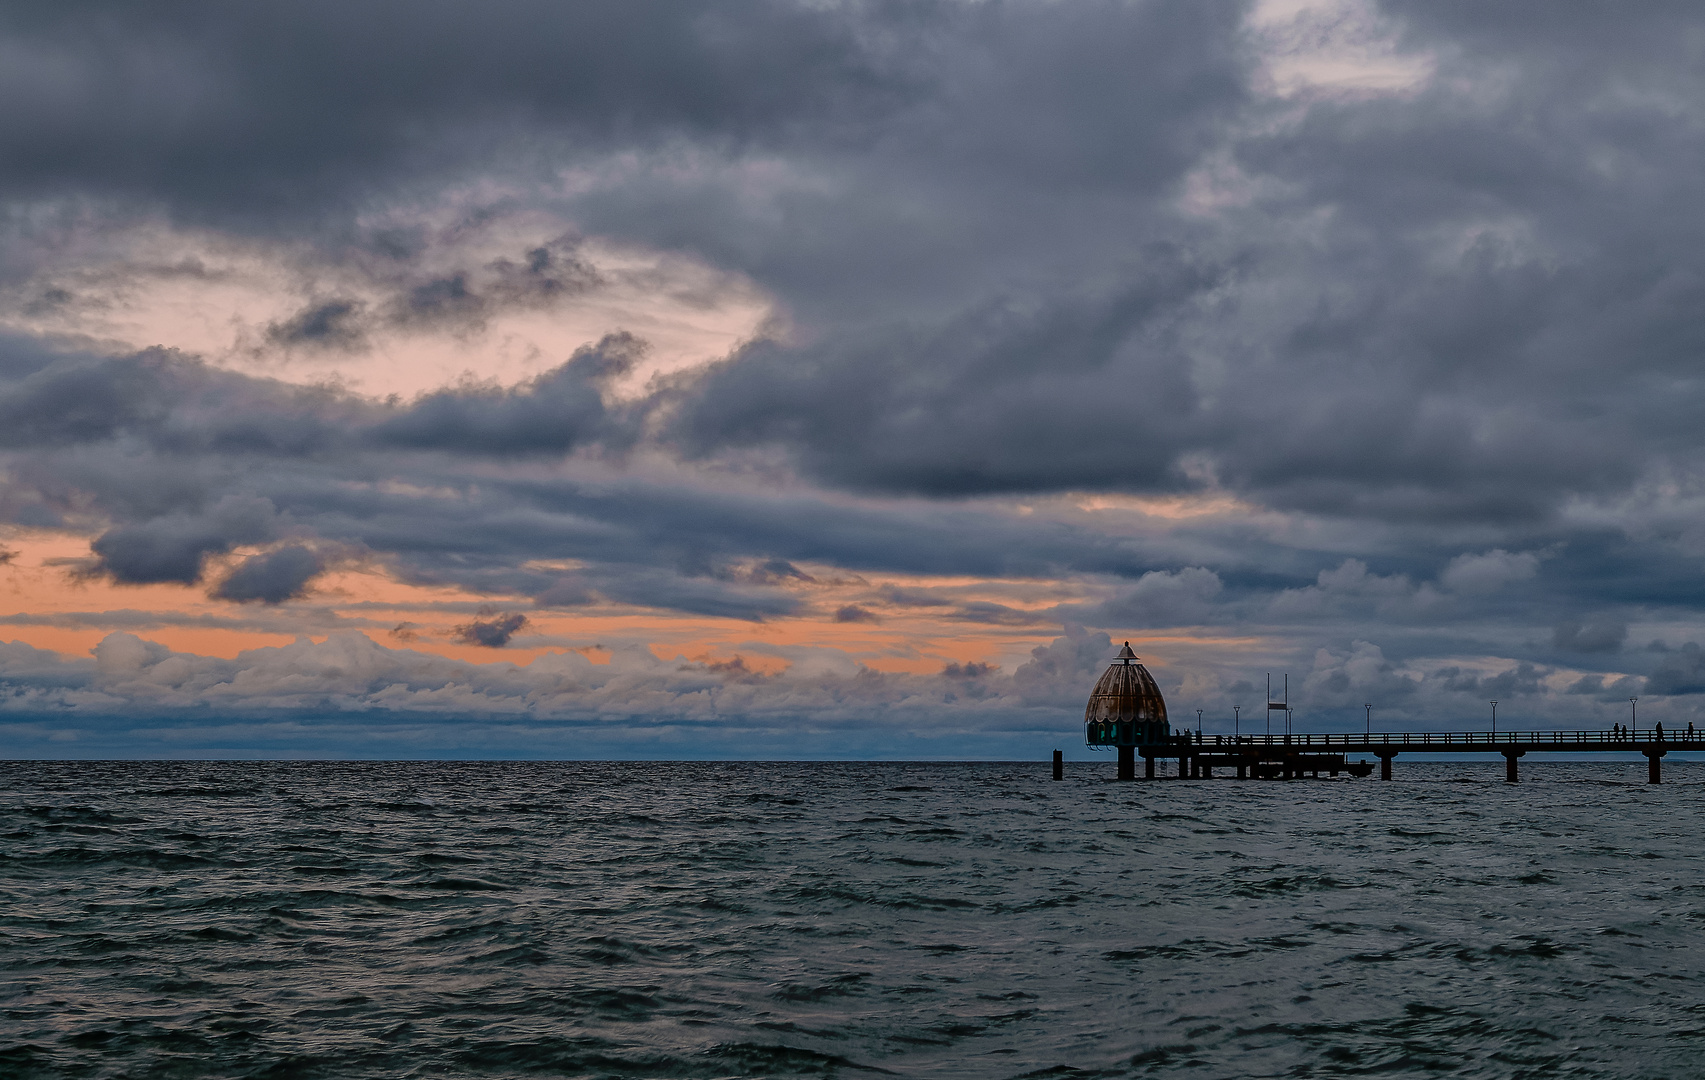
<box><xmin>0</xmin><ymin>626</ymin><xmax>1114</xmax><ymax>733</ymax></box>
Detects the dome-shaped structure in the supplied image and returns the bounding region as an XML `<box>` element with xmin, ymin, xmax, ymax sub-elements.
<box><xmin>1085</xmin><ymin>643</ymin><xmax>1168</xmax><ymax>747</ymax></box>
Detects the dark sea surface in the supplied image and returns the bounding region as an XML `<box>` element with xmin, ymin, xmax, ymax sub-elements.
<box><xmin>3</xmin><ymin>758</ymin><xmax>1704</xmax><ymax>1079</ymax></box>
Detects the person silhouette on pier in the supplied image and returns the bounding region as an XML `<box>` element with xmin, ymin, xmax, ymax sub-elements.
<box><xmin>1656</xmin><ymin>721</ymin><xmax>1664</xmax><ymax>741</ymax></box>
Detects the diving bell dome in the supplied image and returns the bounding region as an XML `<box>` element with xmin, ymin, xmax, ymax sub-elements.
<box><xmin>1085</xmin><ymin>643</ymin><xmax>1168</xmax><ymax>747</ymax></box>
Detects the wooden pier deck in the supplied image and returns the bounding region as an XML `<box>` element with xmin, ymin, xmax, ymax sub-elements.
<box><xmin>1117</xmin><ymin>729</ymin><xmax>1703</xmax><ymax>783</ymax></box>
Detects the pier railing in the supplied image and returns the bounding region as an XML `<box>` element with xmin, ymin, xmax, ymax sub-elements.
<box><xmin>1179</xmin><ymin>730</ymin><xmax>1701</xmax><ymax>748</ymax></box>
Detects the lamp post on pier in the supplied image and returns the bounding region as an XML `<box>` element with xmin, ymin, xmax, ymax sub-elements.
<box><xmin>1631</xmin><ymin>697</ymin><xmax>1637</xmax><ymax>734</ymax></box>
<box><xmin>1196</xmin><ymin>709</ymin><xmax>1203</xmax><ymax>740</ymax></box>
<box><xmin>1365</xmin><ymin>703</ymin><xmax>1371</xmax><ymax>739</ymax></box>
<box><xmin>1234</xmin><ymin>705</ymin><xmax>1240</xmax><ymax>738</ymax></box>
<box><xmin>1490</xmin><ymin>700</ymin><xmax>1497</xmax><ymax>740</ymax></box>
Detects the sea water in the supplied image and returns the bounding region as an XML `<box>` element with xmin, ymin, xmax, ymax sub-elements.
<box><xmin>2</xmin><ymin>758</ymin><xmax>1702</xmax><ymax>1078</ymax></box>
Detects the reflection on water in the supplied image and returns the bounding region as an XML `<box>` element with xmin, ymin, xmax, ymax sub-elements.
<box><xmin>1</xmin><ymin>759</ymin><xmax>1701</xmax><ymax>1077</ymax></box>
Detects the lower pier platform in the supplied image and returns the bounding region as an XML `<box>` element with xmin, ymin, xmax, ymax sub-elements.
<box><xmin>1143</xmin><ymin>748</ymin><xmax>1372</xmax><ymax>780</ymax></box>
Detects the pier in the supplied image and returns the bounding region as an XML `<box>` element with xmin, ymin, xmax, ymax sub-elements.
<box><xmin>1082</xmin><ymin>644</ymin><xmax>1695</xmax><ymax>783</ymax></box>
<box><xmin>1088</xmin><ymin>728</ymin><xmax>1699</xmax><ymax>783</ymax></box>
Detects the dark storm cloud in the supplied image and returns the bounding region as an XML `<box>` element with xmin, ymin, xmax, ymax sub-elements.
<box><xmin>451</xmin><ymin>611</ymin><xmax>528</xmax><ymax>648</ymax></box>
<box><xmin>265</xmin><ymin>300</ymin><xmax>367</xmax><ymax>350</ymax></box>
<box><xmin>384</xmin><ymin>240</ymin><xmax>603</xmax><ymax>333</ymax></box>
<box><xmin>261</xmin><ymin>237</ymin><xmax>602</xmax><ymax>352</ymax></box>
<box><xmin>86</xmin><ymin>496</ymin><xmax>279</xmax><ymax>585</ymax></box>
<box><xmin>664</xmin><ymin>264</ymin><xmax>1217</xmax><ymax>495</ymax></box>
<box><xmin>371</xmin><ymin>333</ymin><xmax>641</xmax><ymax>455</ymax></box>
<box><xmin>0</xmin><ymin>345</ymin><xmax>367</xmax><ymax>463</ymax></box>
<box><xmin>211</xmin><ymin>545</ymin><xmax>325</xmax><ymax>605</ymax></box>
<box><xmin>1645</xmin><ymin>643</ymin><xmax>1705</xmax><ymax>696</ymax></box>
<box><xmin>590</xmin><ymin>0</ymin><xmax>1705</xmax><ymax>532</ymax></box>
<box><xmin>1553</xmin><ymin>617</ymin><xmax>1628</xmax><ymax>655</ymax></box>
<box><xmin>0</xmin><ymin>0</ymin><xmax>925</xmax><ymax>225</ymax></box>
<box><xmin>0</xmin><ymin>352</ymin><xmax>167</xmax><ymax>448</ymax></box>
<box><xmin>13</xmin><ymin>0</ymin><xmax>1705</xmax><ymax>737</ymax></box>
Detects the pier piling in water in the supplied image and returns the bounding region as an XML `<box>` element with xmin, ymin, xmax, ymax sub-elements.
<box><xmin>1053</xmin><ymin>749</ymin><xmax>1063</xmax><ymax>780</ymax></box>
<box><xmin>1645</xmin><ymin>749</ymin><xmax>1664</xmax><ymax>784</ymax></box>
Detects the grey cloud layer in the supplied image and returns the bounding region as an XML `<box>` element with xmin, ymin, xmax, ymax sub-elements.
<box><xmin>5</xmin><ymin>2</ymin><xmax>1705</xmax><ymax>737</ymax></box>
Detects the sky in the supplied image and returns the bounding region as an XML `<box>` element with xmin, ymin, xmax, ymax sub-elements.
<box><xmin>4</xmin><ymin>0</ymin><xmax>1705</xmax><ymax>759</ymax></box>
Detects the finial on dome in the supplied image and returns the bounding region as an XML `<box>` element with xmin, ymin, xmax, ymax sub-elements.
<box><xmin>1117</xmin><ymin>642</ymin><xmax>1137</xmax><ymax>662</ymax></box>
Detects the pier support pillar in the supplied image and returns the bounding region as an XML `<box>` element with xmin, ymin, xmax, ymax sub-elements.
<box><xmin>1645</xmin><ymin>748</ymin><xmax>1666</xmax><ymax>785</ymax></box>
<box><xmin>1202</xmin><ymin>764</ymin><xmax>1213</xmax><ymax>779</ymax></box>
<box><xmin>1144</xmin><ymin>754</ymin><xmax>1154</xmax><ymax>780</ymax></box>
<box><xmin>1053</xmin><ymin>749</ymin><xmax>1063</xmax><ymax>781</ymax></box>
<box><xmin>1377</xmin><ymin>751</ymin><xmax>1396</xmax><ymax>781</ymax></box>
<box><xmin>1503</xmin><ymin>750</ymin><xmax>1524</xmax><ymax>783</ymax></box>
<box><xmin>1117</xmin><ymin>746</ymin><xmax>1135</xmax><ymax>781</ymax></box>
<box><xmin>1178</xmin><ymin>756</ymin><xmax>1188</xmax><ymax>779</ymax></box>
<box><xmin>1236</xmin><ymin>760</ymin><xmax>1247</xmax><ymax>779</ymax></box>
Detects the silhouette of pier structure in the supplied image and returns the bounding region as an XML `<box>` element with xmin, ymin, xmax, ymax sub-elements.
<box><xmin>1083</xmin><ymin>645</ymin><xmax>1693</xmax><ymax>784</ymax></box>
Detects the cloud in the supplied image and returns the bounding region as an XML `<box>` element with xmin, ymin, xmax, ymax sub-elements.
<box><xmin>1441</xmin><ymin>549</ymin><xmax>1539</xmax><ymax>594</ymax></box>
<box><xmin>211</xmin><ymin>545</ymin><xmax>326</xmax><ymax>604</ymax></box>
<box><xmin>370</xmin><ymin>332</ymin><xmax>643</xmax><ymax>455</ymax></box>
<box><xmin>1552</xmin><ymin>617</ymin><xmax>1627</xmax><ymax>655</ymax></box>
<box><xmin>86</xmin><ymin>496</ymin><xmax>280</xmax><ymax>586</ymax></box>
<box><xmin>0</xmin><ymin>627</ymin><xmax>1110</xmax><ymax>740</ymax></box>
<box><xmin>1644</xmin><ymin>643</ymin><xmax>1705</xmax><ymax>696</ymax></box>
<box><xmin>452</xmin><ymin>612</ymin><xmax>529</xmax><ymax>648</ymax></box>
<box><xmin>265</xmin><ymin>299</ymin><xmax>368</xmax><ymax>350</ymax></box>
<box><xmin>1095</xmin><ymin>567</ymin><xmax>1224</xmax><ymax>626</ymax></box>
<box><xmin>8</xmin><ymin>2</ymin><xmax>1705</xmax><ymax>750</ymax></box>
<box><xmin>1302</xmin><ymin>640</ymin><xmax>1418</xmax><ymax>706</ymax></box>
<box><xmin>0</xmin><ymin>1</ymin><xmax>923</xmax><ymax>226</ymax></box>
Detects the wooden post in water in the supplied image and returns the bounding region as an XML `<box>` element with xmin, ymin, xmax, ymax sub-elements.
<box><xmin>1053</xmin><ymin>749</ymin><xmax>1063</xmax><ymax>781</ymax></box>
<box><xmin>1118</xmin><ymin>745</ymin><xmax>1135</xmax><ymax>781</ymax></box>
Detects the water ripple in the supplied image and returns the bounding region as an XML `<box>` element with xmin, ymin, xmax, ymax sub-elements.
<box><xmin>2</xmin><ymin>759</ymin><xmax>1702</xmax><ymax>1077</ymax></box>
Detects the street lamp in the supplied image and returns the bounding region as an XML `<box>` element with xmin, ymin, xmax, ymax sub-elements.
<box><xmin>1365</xmin><ymin>703</ymin><xmax>1372</xmax><ymax>739</ymax></box>
<box><xmin>1489</xmin><ymin>700</ymin><xmax>1497</xmax><ymax>739</ymax></box>
<box><xmin>1234</xmin><ymin>705</ymin><xmax>1241</xmax><ymax>739</ymax></box>
<box><xmin>1631</xmin><ymin>697</ymin><xmax>1638</xmax><ymax>733</ymax></box>
<box><xmin>1196</xmin><ymin>709</ymin><xmax>1203</xmax><ymax>740</ymax></box>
